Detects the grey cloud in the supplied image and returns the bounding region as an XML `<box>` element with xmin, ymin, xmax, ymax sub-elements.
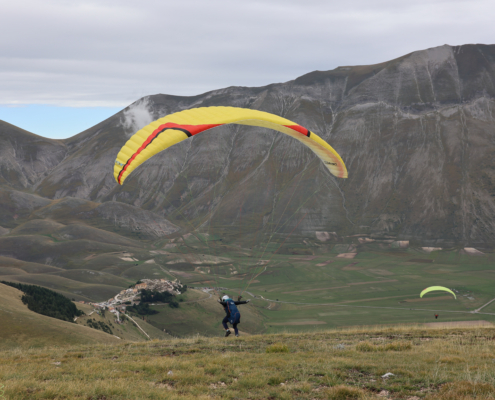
<box><xmin>0</xmin><ymin>0</ymin><xmax>493</xmax><ymax>106</ymax></box>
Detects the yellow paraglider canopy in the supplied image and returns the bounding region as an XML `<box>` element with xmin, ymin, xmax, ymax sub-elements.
<box><xmin>420</xmin><ymin>286</ymin><xmax>456</xmax><ymax>299</ymax></box>
<box><xmin>114</xmin><ymin>106</ymin><xmax>348</xmax><ymax>185</ymax></box>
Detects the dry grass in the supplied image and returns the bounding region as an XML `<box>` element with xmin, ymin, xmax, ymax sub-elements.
<box><xmin>0</xmin><ymin>325</ymin><xmax>495</xmax><ymax>399</ymax></box>
<box><xmin>426</xmin><ymin>381</ymin><xmax>495</xmax><ymax>399</ymax></box>
<box><xmin>266</xmin><ymin>343</ymin><xmax>289</xmax><ymax>353</ymax></box>
<box><xmin>356</xmin><ymin>341</ymin><xmax>412</xmax><ymax>352</ymax></box>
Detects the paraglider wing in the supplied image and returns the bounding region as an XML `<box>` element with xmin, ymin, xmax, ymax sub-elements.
<box><xmin>114</xmin><ymin>106</ymin><xmax>348</xmax><ymax>185</ymax></box>
<box><xmin>420</xmin><ymin>286</ymin><xmax>456</xmax><ymax>299</ymax></box>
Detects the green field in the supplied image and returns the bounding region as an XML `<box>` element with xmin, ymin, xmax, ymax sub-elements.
<box><xmin>1</xmin><ymin>215</ymin><xmax>494</xmax><ymax>338</ymax></box>
<box><xmin>163</xmin><ymin>238</ymin><xmax>495</xmax><ymax>334</ymax></box>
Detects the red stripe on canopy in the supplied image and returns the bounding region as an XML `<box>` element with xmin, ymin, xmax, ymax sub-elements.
<box><xmin>118</xmin><ymin>123</ymin><xmax>223</xmax><ymax>184</ymax></box>
<box><xmin>283</xmin><ymin>124</ymin><xmax>310</xmax><ymax>136</ymax></box>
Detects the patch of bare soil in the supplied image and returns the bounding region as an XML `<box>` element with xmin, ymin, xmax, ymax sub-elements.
<box><xmin>462</xmin><ymin>247</ymin><xmax>484</xmax><ymax>256</ymax></box>
<box><xmin>316</xmin><ymin>260</ymin><xmax>335</xmax><ymax>266</ymax></box>
<box><xmin>422</xmin><ymin>247</ymin><xmax>442</xmax><ymax>253</ymax></box>
<box><xmin>149</xmin><ymin>250</ymin><xmax>170</xmax><ymax>255</ymax></box>
<box><xmin>337</xmin><ymin>253</ymin><xmax>357</xmax><ymax>259</ymax></box>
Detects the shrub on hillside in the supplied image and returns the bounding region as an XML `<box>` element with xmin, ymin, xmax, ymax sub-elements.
<box><xmin>168</xmin><ymin>300</ymin><xmax>180</xmax><ymax>308</ymax></box>
<box><xmin>86</xmin><ymin>319</ymin><xmax>113</xmax><ymax>335</ymax></box>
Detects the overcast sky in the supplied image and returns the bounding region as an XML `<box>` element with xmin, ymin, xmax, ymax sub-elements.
<box><xmin>0</xmin><ymin>0</ymin><xmax>494</xmax><ymax>138</ymax></box>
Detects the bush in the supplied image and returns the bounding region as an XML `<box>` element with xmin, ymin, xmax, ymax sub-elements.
<box><xmin>266</xmin><ymin>343</ymin><xmax>289</xmax><ymax>353</ymax></box>
<box><xmin>169</xmin><ymin>300</ymin><xmax>180</xmax><ymax>308</ymax></box>
<box><xmin>86</xmin><ymin>319</ymin><xmax>113</xmax><ymax>334</ymax></box>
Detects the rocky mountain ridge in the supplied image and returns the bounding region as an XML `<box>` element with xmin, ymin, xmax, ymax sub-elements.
<box><xmin>1</xmin><ymin>44</ymin><xmax>495</xmax><ymax>246</ymax></box>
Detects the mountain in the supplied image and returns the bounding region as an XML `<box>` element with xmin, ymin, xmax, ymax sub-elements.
<box><xmin>1</xmin><ymin>44</ymin><xmax>495</xmax><ymax>246</ymax></box>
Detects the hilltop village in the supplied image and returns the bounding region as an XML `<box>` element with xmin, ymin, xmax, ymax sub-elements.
<box><xmin>82</xmin><ymin>279</ymin><xmax>184</xmax><ymax>319</ymax></box>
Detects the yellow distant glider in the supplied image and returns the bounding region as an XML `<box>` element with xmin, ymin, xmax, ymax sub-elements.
<box><xmin>420</xmin><ymin>286</ymin><xmax>456</xmax><ymax>299</ymax></box>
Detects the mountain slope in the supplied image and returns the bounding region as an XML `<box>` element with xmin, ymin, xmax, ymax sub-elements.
<box><xmin>1</xmin><ymin>44</ymin><xmax>495</xmax><ymax>245</ymax></box>
<box><xmin>0</xmin><ymin>120</ymin><xmax>67</xmax><ymax>189</ymax></box>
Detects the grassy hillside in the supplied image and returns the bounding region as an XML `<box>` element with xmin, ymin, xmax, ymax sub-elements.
<box><xmin>1</xmin><ymin>325</ymin><xmax>494</xmax><ymax>399</ymax></box>
<box><xmin>0</xmin><ymin>283</ymin><xmax>121</xmax><ymax>350</ymax></box>
<box><xmin>0</xmin><ymin>281</ymin><xmax>174</xmax><ymax>350</ymax></box>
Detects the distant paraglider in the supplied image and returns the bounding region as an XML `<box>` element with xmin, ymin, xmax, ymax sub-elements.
<box><xmin>420</xmin><ymin>286</ymin><xmax>457</xmax><ymax>299</ymax></box>
<box><xmin>114</xmin><ymin>106</ymin><xmax>348</xmax><ymax>185</ymax></box>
